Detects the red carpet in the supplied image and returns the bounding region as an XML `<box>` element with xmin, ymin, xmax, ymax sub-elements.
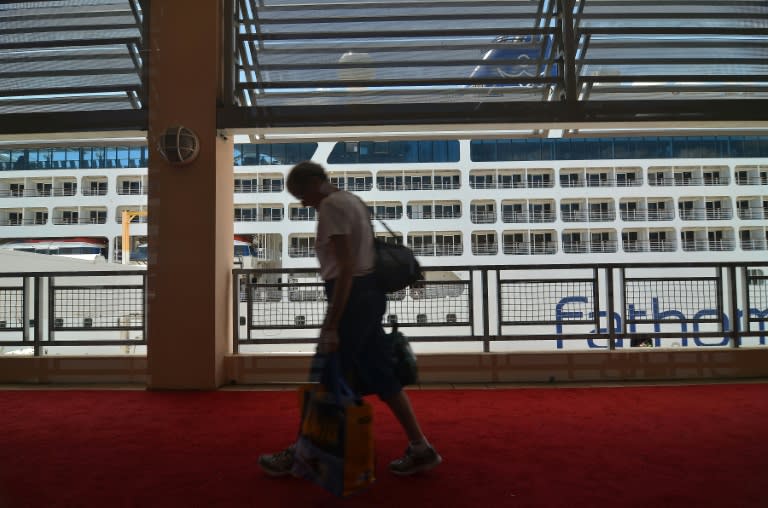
<box><xmin>1</xmin><ymin>384</ymin><xmax>767</xmax><ymax>508</ymax></box>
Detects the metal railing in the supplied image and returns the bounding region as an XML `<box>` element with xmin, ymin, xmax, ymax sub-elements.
<box><xmin>0</xmin><ymin>270</ymin><xmax>147</xmax><ymax>355</ymax></box>
<box><xmin>3</xmin><ymin>262</ymin><xmax>766</xmax><ymax>356</ymax></box>
<box><xmin>232</xmin><ymin>261</ymin><xmax>768</xmax><ymax>352</ymax></box>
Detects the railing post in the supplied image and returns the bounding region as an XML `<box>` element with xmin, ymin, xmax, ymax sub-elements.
<box><xmin>34</xmin><ymin>276</ymin><xmax>43</xmax><ymax>356</ymax></box>
<box><xmin>592</xmin><ymin>267</ymin><xmax>601</xmax><ymax>345</ymax></box>
<box><xmin>606</xmin><ymin>267</ymin><xmax>616</xmax><ymax>350</ymax></box>
<box><xmin>481</xmin><ymin>268</ymin><xmax>490</xmax><ymax>352</ymax></box>
<box><xmin>727</xmin><ymin>265</ymin><xmax>740</xmax><ymax>348</ymax></box>
<box><xmin>232</xmin><ymin>270</ymin><xmax>240</xmax><ymax>354</ymax></box>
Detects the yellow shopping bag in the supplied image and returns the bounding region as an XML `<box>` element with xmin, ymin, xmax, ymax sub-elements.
<box><xmin>291</xmin><ymin>356</ymin><xmax>375</xmax><ymax>497</ymax></box>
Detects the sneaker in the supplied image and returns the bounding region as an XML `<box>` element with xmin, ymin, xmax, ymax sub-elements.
<box><xmin>389</xmin><ymin>445</ymin><xmax>442</xmax><ymax>476</ymax></box>
<box><xmin>258</xmin><ymin>446</ymin><xmax>295</xmax><ymax>477</ymax></box>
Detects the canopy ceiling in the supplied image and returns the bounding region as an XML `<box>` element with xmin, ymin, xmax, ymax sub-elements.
<box><xmin>1</xmin><ymin>0</ymin><xmax>767</xmax><ymax>135</ymax></box>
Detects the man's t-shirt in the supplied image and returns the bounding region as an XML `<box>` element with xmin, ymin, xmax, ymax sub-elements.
<box><xmin>315</xmin><ymin>190</ymin><xmax>375</xmax><ymax>281</ymax></box>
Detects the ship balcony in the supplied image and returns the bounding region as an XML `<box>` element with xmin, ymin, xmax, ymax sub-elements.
<box><xmin>411</xmin><ymin>245</ymin><xmax>463</xmax><ymax>256</ymax></box>
<box><xmin>435</xmin><ymin>245</ymin><xmax>463</xmax><ymax>256</ymax></box>
<box><xmin>679</xmin><ymin>209</ymin><xmax>704</xmax><ymax>220</ymax></box>
<box><xmin>529</xmin><ymin>211</ymin><xmax>556</xmax><ymax>223</ymax></box>
<box><xmin>502</xmin><ymin>242</ymin><xmax>530</xmax><ymax>255</ymax></box>
<box><xmin>471</xmin><ymin>243</ymin><xmax>498</xmax><ymax>256</ymax></box>
<box><xmin>738</xmin><ymin>208</ymin><xmax>768</xmax><ymax>220</ymax></box>
<box><xmin>234</xmin><ymin>215</ymin><xmax>284</xmax><ymax>222</ymax></box>
<box><xmin>52</xmin><ymin>216</ymin><xmax>108</xmax><ymax>225</ymax></box>
<box><xmin>649</xmin><ymin>240</ymin><xmax>677</xmax><ymax>252</ymax></box>
<box><xmin>501</xmin><ymin>241</ymin><xmax>558</xmax><ymax>255</ymax></box>
<box><xmin>470</xmin><ymin>211</ymin><xmax>496</xmax><ymax>224</ymax></box>
<box><xmin>81</xmin><ymin>187</ymin><xmax>108</xmax><ymax>196</ymax></box>
<box><xmin>741</xmin><ymin>239</ymin><xmax>767</xmax><ymax>251</ymax></box>
<box><xmin>623</xmin><ymin>240</ymin><xmax>650</xmax><ymax>253</ymax></box>
<box><xmin>407</xmin><ymin>211</ymin><xmax>461</xmax><ymax>220</ymax></box>
<box><xmin>561</xmin><ymin>211</ymin><xmax>588</xmax><ymax>222</ymax></box>
<box><xmin>0</xmin><ymin>188</ymin><xmax>54</xmax><ymax>198</ymax></box>
<box><xmin>378</xmin><ymin>182</ymin><xmax>460</xmax><ymax>191</ymax></box>
<box><xmin>563</xmin><ymin>241</ymin><xmax>618</xmax><ymax>254</ymax></box>
<box><xmin>620</xmin><ymin>209</ymin><xmax>647</xmax><ymax>221</ymax></box>
<box><xmin>735</xmin><ymin>175</ymin><xmax>768</xmax><ymax>185</ymax></box>
<box><xmin>288</xmin><ymin>247</ymin><xmax>316</xmax><ymax>258</ymax></box>
<box><xmin>587</xmin><ymin>210</ymin><xmax>616</xmax><ymax>222</ymax></box>
<box><xmin>117</xmin><ymin>187</ymin><xmax>147</xmax><ymax>196</ymax></box>
<box><xmin>502</xmin><ymin>211</ymin><xmax>527</xmax><ymax>223</ymax></box>
<box><xmin>647</xmin><ymin>210</ymin><xmax>675</xmax><ymax>221</ymax></box>
<box><xmin>682</xmin><ymin>239</ymin><xmax>736</xmax><ymax>252</ymax></box>
<box><xmin>704</xmin><ymin>208</ymin><xmax>733</xmax><ymax>220</ymax></box>
<box><xmin>372</xmin><ymin>212</ymin><xmax>403</xmax><ymax>220</ymax></box>
<box><xmin>562</xmin><ymin>241</ymin><xmax>588</xmax><ymax>254</ymax></box>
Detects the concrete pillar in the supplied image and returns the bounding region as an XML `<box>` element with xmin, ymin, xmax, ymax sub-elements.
<box><xmin>146</xmin><ymin>0</ymin><xmax>233</xmax><ymax>389</ymax></box>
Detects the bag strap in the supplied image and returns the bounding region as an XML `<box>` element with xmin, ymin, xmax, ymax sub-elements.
<box><xmin>352</xmin><ymin>193</ymin><xmax>398</xmax><ymax>245</ymax></box>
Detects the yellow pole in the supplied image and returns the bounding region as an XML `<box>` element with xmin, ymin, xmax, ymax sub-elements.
<box><xmin>121</xmin><ymin>210</ymin><xmax>147</xmax><ymax>264</ymax></box>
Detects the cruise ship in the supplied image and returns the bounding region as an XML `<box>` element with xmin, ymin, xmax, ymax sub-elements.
<box><xmin>1</xmin><ymin>135</ymin><xmax>767</xmax><ymax>268</ymax></box>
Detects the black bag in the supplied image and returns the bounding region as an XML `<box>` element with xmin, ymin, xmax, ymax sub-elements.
<box><xmin>372</xmin><ymin>219</ymin><xmax>423</xmax><ymax>292</ymax></box>
<box><xmin>389</xmin><ymin>324</ymin><xmax>418</xmax><ymax>386</ymax></box>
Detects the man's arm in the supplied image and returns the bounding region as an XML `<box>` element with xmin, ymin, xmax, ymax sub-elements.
<box><xmin>318</xmin><ymin>233</ymin><xmax>355</xmax><ymax>352</ymax></box>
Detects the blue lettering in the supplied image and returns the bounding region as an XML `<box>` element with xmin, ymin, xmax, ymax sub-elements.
<box><xmin>749</xmin><ymin>308</ymin><xmax>768</xmax><ymax>345</ymax></box>
<box><xmin>652</xmin><ymin>297</ymin><xmax>687</xmax><ymax>347</ymax></box>
<box><xmin>587</xmin><ymin>311</ymin><xmax>622</xmax><ymax>348</ymax></box>
<box><xmin>691</xmin><ymin>309</ymin><xmax>728</xmax><ymax>346</ymax></box>
<box><xmin>555</xmin><ymin>296</ymin><xmax>587</xmax><ymax>349</ymax></box>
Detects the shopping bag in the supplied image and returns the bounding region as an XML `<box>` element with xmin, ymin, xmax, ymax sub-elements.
<box><xmin>291</xmin><ymin>355</ymin><xmax>375</xmax><ymax>497</ymax></box>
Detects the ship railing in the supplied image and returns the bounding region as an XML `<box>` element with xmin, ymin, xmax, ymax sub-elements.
<box><xmin>738</xmin><ymin>208</ymin><xmax>768</xmax><ymax>220</ymax></box>
<box><xmin>560</xmin><ymin>179</ymin><xmax>585</xmax><ymax>188</ymax></box>
<box><xmin>735</xmin><ymin>175</ymin><xmax>768</xmax><ymax>186</ymax></box>
<box><xmin>649</xmin><ymin>240</ymin><xmax>677</xmax><ymax>252</ymax></box>
<box><xmin>703</xmin><ymin>176</ymin><xmax>730</xmax><ymax>186</ymax></box>
<box><xmin>498</xmin><ymin>181</ymin><xmax>526</xmax><ymax>189</ymax></box>
<box><xmin>407</xmin><ymin>211</ymin><xmax>462</xmax><ymax>220</ymax></box>
<box><xmin>741</xmin><ymin>240</ymin><xmax>767</xmax><ymax>251</ymax></box>
<box><xmin>682</xmin><ymin>239</ymin><xmax>736</xmax><ymax>252</ymax></box>
<box><xmin>470</xmin><ymin>211</ymin><xmax>497</xmax><ymax>224</ymax></box>
<box><xmin>232</xmin><ymin>261</ymin><xmax>768</xmax><ymax>353</ymax></box>
<box><xmin>679</xmin><ymin>209</ymin><xmax>705</xmax><ymax>220</ymax></box>
<box><xmin>471</xmin><ymin>244</ymin><xmax>499</xmax><ymax>255</ymax></box>
<box><xmin>0</xmin><ymin>270</ymin><xmax>147</xmax><ymax>356</ymax></box>
<box><xmin>116</xmin><ymin>187</ymin><xmax>147</xmax><ymax>196</ymax></box>
<box><xmin>288</xmin><ymin>214</ymin><xmax>318</xmax><ymax>222</ymax></box>
<box><xmin>372</xmin><ymin>212</ymin><xmax>403</xmax><ymax>220</ymax></box>
<box><xmin>288</xmin><ymin>247</ymin><xmax>316</xmax><ymax>258</ymax></box>
<box><xmin>529</xmin><ymin>211</ymin><xmax>556</xmax><ymax>223</ymax></box>
<box><xmin>647</xmin><ymin>210</ymin><xmax>675</xmax><ymax>221</ymax></box>
<box><xmin>502</xmin><ymin>211</ymin><xmax>528</xmax><ymax>222</ymax></box>
<box><xmin>622</xmin><ymin>240</ymin><xmax>650</xmax><ymax>253</ymax></box>
<box><xmin>502</xmin><ymin>241</ymin><xmax>558</xmax><ymax>255</ymax></box>
<box><xmin>117</xmin><ymin>214</ymin><xmax>148</xmax><ymax>224</ymax></box>
<box><xmin>620</xmin><ymin>210</ymin><xmax>647</xmax><ymax>221</ymax></box>
<box><xmin>648</xmin><ymin>177</ymin><xmax>675</xmax><ymax>187</ymax></box>
<box><xmin>587</xmin><ymin>210</ymin><xmax>616</xmax><ymax>222</ymax></box>
<box><xmin>704</xmin><ymin>209</ymin><xmax>733</xmax><ymax>220</ymax></box>
<box><xmin>21</xmin><ymin>217</ymin><xmax>48</xmax><ymax>226</ymax></box>
<box><xmin>562</xmin><ymin>211</ymin><xmax>588</xmax><ymax>222</ymax></box>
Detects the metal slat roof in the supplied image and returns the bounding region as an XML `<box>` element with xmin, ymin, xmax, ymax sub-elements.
<box><xmin>0</xmin><ymin>0</ymin><xmax>144</xmax><ymax>117</ymax></box>
<box><xmin>1</xmin><ymin>0</ymin><xmax>767</xmax><ymax>135</ymax></box>
<box><xmin>222</xmin><ymin>0</ymin><xmax>768</xmax><ymax>128</ymax></box>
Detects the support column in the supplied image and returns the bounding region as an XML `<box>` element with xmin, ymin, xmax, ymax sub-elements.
<box><xmin>146</xmin><ymin>0</ymin><xmax>233</xmax><ymax>389</ymax></box>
